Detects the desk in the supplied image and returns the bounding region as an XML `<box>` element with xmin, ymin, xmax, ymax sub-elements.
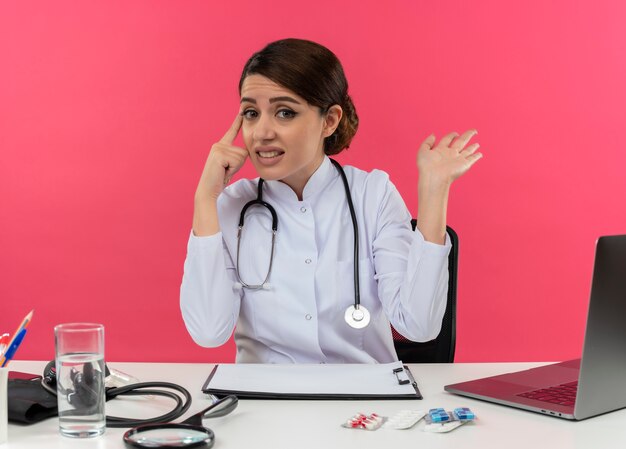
<box><xmin>5</xmin><ymin>361</ymin><xmax>626</xmax><ymax>448</ymax></box>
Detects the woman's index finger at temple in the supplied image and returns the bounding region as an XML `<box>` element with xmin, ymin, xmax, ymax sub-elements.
<box><xmin>220</xmin><ymin>114</ymin><xmax>243</xmax><ymax>144</ymax></box>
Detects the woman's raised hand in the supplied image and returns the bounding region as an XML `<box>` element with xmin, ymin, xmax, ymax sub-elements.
<box><xmin>192</xmin><ymin>115</ymin><xmax>248</xmax><ymax>236</ymax></box>
<box><xmin>414</xmin><ymin>129</ymin><xmax>483</xmax><ymax>244</ymax></box>
<box><xmin>195</xmin><ymin>114</ymin><xmax>249</xmax><ymax>203</ymax></box>
<box><xmin>416</xmin><ymin>130</ymin><xmax>482</xmax><ymax>185</ymax></box>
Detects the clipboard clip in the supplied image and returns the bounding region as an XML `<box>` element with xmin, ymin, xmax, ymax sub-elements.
<box><xmin>393</xmin><ymin>366</ymin><xmax>418</xmax><ymax>389</ymax></box>
<box><xmin>393</xmin><ymin>367</ymin><xmax>410</xmax><ymax>385</ymax></box>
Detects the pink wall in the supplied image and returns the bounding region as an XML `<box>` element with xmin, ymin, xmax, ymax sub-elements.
<box><xmin>2</xmin><ymin>1</ymin><xmax>625</xmax><ymax>363</ymax></box>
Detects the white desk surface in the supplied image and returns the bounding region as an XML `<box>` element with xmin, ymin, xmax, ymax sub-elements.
<box><xmin>5</xmin><ymin>361</ymin><xmax>626</xmax><ymax>448</ymax></box>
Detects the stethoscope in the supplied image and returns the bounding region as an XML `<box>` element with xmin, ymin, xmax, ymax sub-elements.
<box><xmin>234</xmin><ymin>158</ymin><xmax>370</xmax><ymax>329</ymax></box>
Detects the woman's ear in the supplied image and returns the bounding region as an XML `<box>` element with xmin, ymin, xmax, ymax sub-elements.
<box><xmin>322</xmin><ymin>105</ymin><xmax>343</xmax><ymax>138</ymax></box>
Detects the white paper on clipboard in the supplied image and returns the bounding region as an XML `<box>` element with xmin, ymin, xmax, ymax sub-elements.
<box><xmin>202</xmin><ymin>361</ymin><xmax>421</xmax><ymax>399</ymax></box>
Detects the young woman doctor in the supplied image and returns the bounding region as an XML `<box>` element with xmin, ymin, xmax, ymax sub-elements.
<box><xmin>180</xmin><ymin>39</ymin><xmax>482</xmax><ymax>363</ymax></box>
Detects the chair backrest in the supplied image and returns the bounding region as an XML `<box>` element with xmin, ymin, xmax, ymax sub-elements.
<box><xmin>391</xmin><ymin>220</ymin><xmax>458</xmax><ymax>363</ymax></box>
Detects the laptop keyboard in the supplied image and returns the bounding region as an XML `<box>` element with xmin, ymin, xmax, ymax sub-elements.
<box><xmin>517</xmin><ymin>381</ymin><xmax>578</xmax><ymax>406</ymax></box>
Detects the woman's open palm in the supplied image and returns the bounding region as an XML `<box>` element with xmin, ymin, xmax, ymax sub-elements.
<box><xmin>416</xmin><ymin>130</ymin><xmax>482</xmax><ymax>184</ymax></box>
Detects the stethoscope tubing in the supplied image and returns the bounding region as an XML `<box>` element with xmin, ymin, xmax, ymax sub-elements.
<box><xmin>329</xmin><ymin>158</ymin><xmax>361</xmax><ymax>309</ymax></box>
<box><xmin>235</xmin><ymin>158</ymin><xmax>367</xmax><ymax>327</ymax></box>
<box><xmin>236</xmin><ymin>178</ymin><xmax>277</xmax><ymax>289</ymax></box>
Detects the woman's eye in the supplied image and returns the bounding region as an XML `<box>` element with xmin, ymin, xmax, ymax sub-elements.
<box><xmin>242</xmin><ymin>109</ymin><xmax>258</xmax><ymax>120</ymax></box>
<box><xmin>276</xmin><ymin>109</ymin><xmax>296</xmax><ymax>119</ymax></box>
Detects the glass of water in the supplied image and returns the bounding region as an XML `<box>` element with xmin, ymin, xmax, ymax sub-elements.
<box><xmin>54</xmin><ymin>323</ymin><xmax>105</xmax><ymax>438</ymax></box>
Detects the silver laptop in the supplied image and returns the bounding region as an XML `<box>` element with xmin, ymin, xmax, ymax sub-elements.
<box><xmin>445</xmin><ymin>235</ymin><xmax>626</xmax><ymax>420</ymax></box>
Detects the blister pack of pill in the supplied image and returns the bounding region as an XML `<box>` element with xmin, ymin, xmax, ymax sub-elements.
<box><xmin>342</xmin><ymin>413</ymin><xmax>386</xmax><ymax>430</ymax></box>
<box><xmin>382</xmin><ymin>410</ymin><xmax>426</xmax><ymax>429</ymax></box>
<box><xmin>423</xmin><ymin>407</ymin><xmax>477</xmax><ymax>433</ymax></box>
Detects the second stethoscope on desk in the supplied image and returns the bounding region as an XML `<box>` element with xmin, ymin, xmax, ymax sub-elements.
<box><xmin>234</xmin><ymin>158</ymin><xmax>370</xmax><ymax>330</ymax></box>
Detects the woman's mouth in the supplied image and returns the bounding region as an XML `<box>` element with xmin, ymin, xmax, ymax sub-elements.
<box><xmin>255</xmin><ymin>148</ymin><xmax>285</xmax><ymax>166</ymax></box>
<box><xmin>258</xmin><ymin>150</ymin><xmax>284</xmax><ymax>158</ymax></box>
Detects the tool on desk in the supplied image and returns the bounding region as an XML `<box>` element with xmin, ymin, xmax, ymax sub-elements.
<box><xmin>123</xmin><ymin>395</ymin><xmax>238</xmax><ymax>449</ymax></box>
<box><xmin>0</xmin><ymin>310</ymin><xmax>34</xmax><ymax>366</ymax></box>
<box><xmin>202</xmin><ymin>361</ymin><xmax>421</xmax><ymax>399</ymax></box>
<box><xmin>0</xmin><ymin>333</ymin><xmax>9</xmax><ymax>355</ymax></box>
<box><xmin>10</xmin><ymin>309</ymin><xmax>33</xmax><ymax>337</ymax></box>
<box><xmin>40</xmin><ymin>363</ymin><xmax>197</xmax><ymax>428</ymax></box>
<box><xmin>0</xmin><ymin>329</ymin><xmax>28</xmax><ymax>367</ymax></box>
<box><xmin>445</xmin><ymin>235</ymin><xmax>626</xmax><ymax>421</ymax></box>
<box><xmin>10</xmin><ymin>363</ymin><xmax>197</xmax><ymax>426</ymax></box>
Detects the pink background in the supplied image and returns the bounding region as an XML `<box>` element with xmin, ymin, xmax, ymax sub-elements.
<box><xmin>1</xmin><ymin>1</ymin><xmax>625</xmax><ymax>363</ymax></box>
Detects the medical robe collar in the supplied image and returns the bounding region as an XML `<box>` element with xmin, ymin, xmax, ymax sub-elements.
<box><xmin>262</xmin><ymin>156</ymin><xmax>336</xmax><ymax>202</ymax></box>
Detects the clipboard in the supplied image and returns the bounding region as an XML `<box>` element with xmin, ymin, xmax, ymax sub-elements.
<box><xmin>201</xmin><ymin>361</ymin><xmax>421</xmax><ymax>400</ymax></box>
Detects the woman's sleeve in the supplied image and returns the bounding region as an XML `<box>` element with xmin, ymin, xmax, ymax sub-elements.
<box><xmin>371</xmin><ymin>175</ymin><xmax>452</xmax><ymax>342</ymax></box>
<box><xmin>180</xmin><ymin>231</ymin><xmax>242</xmax><ymax>347</ymax></box>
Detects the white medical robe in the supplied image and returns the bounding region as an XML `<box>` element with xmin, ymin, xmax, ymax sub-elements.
<box><xmin>180</xmin><ymin>156</ymin><xmax>451</xmax><ymax>363</ymax></box>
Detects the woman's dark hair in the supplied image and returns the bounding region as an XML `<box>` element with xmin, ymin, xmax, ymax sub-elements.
<box><xmin>238</xmin><ymin>38</ymin><xmax>358</xmax><ymax>155</ymax></box>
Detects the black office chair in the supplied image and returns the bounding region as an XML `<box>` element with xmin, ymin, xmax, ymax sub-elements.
<box><xmin>391</xmin><ymin>220</ymin><xmax>458</xmax><ymax>363</ymax></box>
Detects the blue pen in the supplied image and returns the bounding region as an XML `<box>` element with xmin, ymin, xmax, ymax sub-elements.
<box><xmin>0</xmin><ymin>328</ymin><xmax>28</xmax><ymax>367</ymax></box>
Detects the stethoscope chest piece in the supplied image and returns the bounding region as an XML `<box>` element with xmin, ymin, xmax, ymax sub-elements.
<box><xmin>344</xmin><ymin>305</ymin><xmax>370</xmax><ymax>329</ymax></box>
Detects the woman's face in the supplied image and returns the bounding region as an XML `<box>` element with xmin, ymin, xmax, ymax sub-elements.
<box><xmin>239</xmin><ymin>74</ymin><xmax>340</xmax><ymax>196</ymax></box>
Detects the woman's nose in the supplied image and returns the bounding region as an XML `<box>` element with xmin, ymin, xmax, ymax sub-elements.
<box><xmin>252</xmin><ymin>115</ymin><xmax>276</xmax><ymax>141</ymax></box>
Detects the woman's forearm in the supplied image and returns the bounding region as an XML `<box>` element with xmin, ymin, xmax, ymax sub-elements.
<box><xmin>192</xmin><ymin>196</ymin><xmax>221</xmax><ymax>236</ymax></box>
<box><xmin>416</xmin><ymin>174</ymin><xmax>450</xmax><ymax>245</ymax></box>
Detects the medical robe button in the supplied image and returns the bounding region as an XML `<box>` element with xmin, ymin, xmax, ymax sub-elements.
<box><xmin>300</xmin><ymin>207</ymin><xmax>307</xmax><ymax>213</ymax></box>
<box><xmin>305</xmin><ymin>258</ymin><xmax>312</xmax><ymax>264</ymax></box>
<box><xmin>305</xmin><ymin>314</ymin><xmax>312</xmax><ymax>320</ymax></box>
